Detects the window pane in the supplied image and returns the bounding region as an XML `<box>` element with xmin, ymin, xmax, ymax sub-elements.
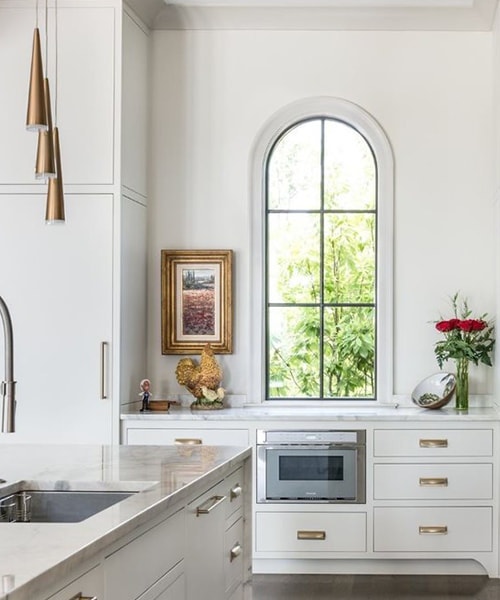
<box><xmin>268</xmin><ymin>213</ymin><xmax>320</xmax><ymax>304</ymax></box>
<box><xmin>324</xmin><ymin>120</ymin><xmax>376</xmax><ymax>210</ymax></box>
<box><xmin>268</xmin><ymin>120</ymin><xmax>321</xmax><ymax>210</ymax></box>
<box><xmin>323</xmin><ymin>213</ymin><xmax>376</xmax><ymax>304</ymax></box>
<box><xmin>323</xmin><ymin>306</ymin><xmax>375</xmax><ymax>398</ymax></box>
<box><xmin>267</xmin><ymin>307</ymin><xmax>320</xmax><ymax>398</ymax></box>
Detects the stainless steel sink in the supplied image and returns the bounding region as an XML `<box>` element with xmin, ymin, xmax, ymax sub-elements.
<box><xmin>0</xmin><ymin>488</ymin><xmax>137</xmax><ymax>523</ymax></box>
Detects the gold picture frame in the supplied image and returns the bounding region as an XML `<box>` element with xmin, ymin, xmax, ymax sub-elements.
<box><xmin>161</xmin><ymin>249</ymin><xmax>233</xmax><ymax>354</ymax></box>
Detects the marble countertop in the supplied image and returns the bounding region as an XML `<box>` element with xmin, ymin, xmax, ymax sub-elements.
<box><xmin>121</xmin><ymin>403</ymin><xmax>500</xmax><ymax>422</ymax></box>
<box><xmin>0</xmin><ymin>444</ymin><xmax>250</xmax><ymax>600</ymax></box>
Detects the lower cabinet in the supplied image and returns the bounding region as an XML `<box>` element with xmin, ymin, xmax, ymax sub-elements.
<box><xmin>186</xmin><ymin>466</ymin><xmax>245</xmax><ymax>600</ymax></box>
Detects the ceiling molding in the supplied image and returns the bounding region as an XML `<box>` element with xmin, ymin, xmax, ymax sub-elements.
<box><xmin>125</xmin><ymin>0</ymin><xmax>499</xmax><ymax>30</ymax></box>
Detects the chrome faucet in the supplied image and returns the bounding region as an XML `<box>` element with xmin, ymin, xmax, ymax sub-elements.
<box><xmin>0</xmin><ymin>296</ymin><xmax>15</xmax><ymax>432</ymax></box>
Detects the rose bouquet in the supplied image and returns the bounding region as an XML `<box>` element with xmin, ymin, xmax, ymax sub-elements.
<box><xmin>434</xmin><ymin>293</ymin><xmax>494</xmax><ymax>410</ymax></box>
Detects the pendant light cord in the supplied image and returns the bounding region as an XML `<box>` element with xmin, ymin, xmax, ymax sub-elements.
<box><xmin>35</xmin><ymin>0</ymin><xmax>39</xmax><ymax>27</ymax></box>
<box><xmin>44</xmin><ymin>0</ymin><xmax>48</xmax><ymax>74</ymax></box>
<box><xmin>54</xmin><ymin>0</ymin><xmax>58</xmax><ymax>126</ymax></box>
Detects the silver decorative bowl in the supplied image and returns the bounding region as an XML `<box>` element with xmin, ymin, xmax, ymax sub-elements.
<box><xmin>411</xmin><ymin>372</ymin><xmax>456</xmax><ymax>410</ymax></box>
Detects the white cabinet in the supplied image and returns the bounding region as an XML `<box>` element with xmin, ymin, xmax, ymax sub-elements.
<box><xmin>255</xmin><ymin>511</ymin><xmax>366</xmax><ymax>554</ymax></box>
<box><xmin>125</xmin><ymin>425</ymin><xmax>249</xmax><ymax>446</ymax></box>
<box><xmin>186</xmin><ymin>467</ymin><xmax>247</xmax><ymax>600</ymax></box>
<box><xmin>372</xmin><ymin>427</ymin><xmax>496</xmax><ymax>573</ymax></box>
<box><xmin>0</xmin><ymin>194</ymin><xmax>113</xmax><ymax>443</ymax></box>
<box><xmin>0</xmin><ymin>0</ymin><xmax>149</xmax><ymax>443</ymax></box>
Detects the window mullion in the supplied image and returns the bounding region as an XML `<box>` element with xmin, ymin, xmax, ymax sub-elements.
<box><xmin>319</xmin><ymin>118</ymin><xmax>325</xmax><ymax>399</ymax></box>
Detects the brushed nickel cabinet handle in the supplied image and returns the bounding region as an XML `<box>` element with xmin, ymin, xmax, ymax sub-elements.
<box><xmin>196</xmin><ymin>495</ymin><xmax>226</xmax><ymax>516</ymax></box>
<box><xmin>100</xmin><ymin>341</ymin><xmax>108</xmax><ymax>400</ymax></box>
<box><xmin>175</xmin><ymin>438</ymin><xmax>203</xmax><ymax>445</ymax></box>
<box><xmin>419</xmin><ymin>526</ymin><xmax>448</xmax><ymax>535</ymax></box>
<box><xmin>419</xmin><ymin>439</ymin><xmax>448</xmax><ymax>448</ymax></box>
<box><xmin>230</xmin><ymin>484</ymin><xmax>242</xmax><ymax>500</ymax></box>
<box><xmin>230</xmin><ymin>542</ymin><xmax>242</xmax><ymax>562</ymax></box>
<box><xmin>69</xmin><ymin>594</ymin><xmax>98</xmax><ymax>600</ymax></box>
<box><xmin>297</xmin><ymin>530</ymin><xmax>326</xmax><ymax>540</ymax></box>
<box><xmin>419</xmin><ymin>477</ymin><xmax>449</xmax><ymax>487</ymax></box>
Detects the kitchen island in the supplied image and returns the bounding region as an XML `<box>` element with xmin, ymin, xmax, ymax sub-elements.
<box><xmin>0</xmin><ymin>444</ymin><xmax>251</xmax><ymax>600</ymax></box>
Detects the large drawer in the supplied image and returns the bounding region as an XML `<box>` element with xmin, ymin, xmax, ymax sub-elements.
<box><xmin>126</xmin><ymin>427</ymin><xmax>249</xmax><ymax>446</ymax></box>
<box><xmin>373</xmin><ymin>463</ymin><xmax>493</xmax><ymax>500</ymax></box>
<box><xmin>373</xmin><ymin>429</ymin><xmax>493</xmax><ymax>457</ymax></box>
<box><xmin>374</xmin><ymin>507</ymin><xmax>492</xmax><ymax>552</ymax></box>
<box><xmin>105</xmin><ymin>507</ymin><xmax>185</xmax><ymax>600</ymax></box>
<box><xmin>256</xmin><ymin>511</ymin><xmax>366</xmax><ymax>553</ymax></box>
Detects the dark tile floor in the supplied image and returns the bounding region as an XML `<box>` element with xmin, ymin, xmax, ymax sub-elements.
<box><xmin>250</xmin><ymin>574</ymin><xmax>500</xmax><ymax>599</ymax></box>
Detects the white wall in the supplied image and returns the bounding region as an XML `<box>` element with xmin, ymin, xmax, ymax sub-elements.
<box><xmin>148</xmin><ymin>28</ymin><xmax>495</xmax><ymax>402</ymax></box>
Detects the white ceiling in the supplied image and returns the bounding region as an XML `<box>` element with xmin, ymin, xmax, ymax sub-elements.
<box><xmin>126</xmin><ymin>0</ymin><xmax>498</xmax><ymax>30</ymax></box>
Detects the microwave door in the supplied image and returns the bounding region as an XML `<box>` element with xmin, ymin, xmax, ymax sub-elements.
<box><xmin>265</xmin><ymin>447</ymin><xmax>357</xmax><ymax>501</ymax></box>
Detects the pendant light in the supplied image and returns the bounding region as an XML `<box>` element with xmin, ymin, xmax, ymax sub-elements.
<box><xmin>45</xmin><ymin>0</ymin><xmax>65</xmax><ymax>225</ymax></box>
<box><xmin>35</xmin><ymin>1</ymin><xmax>55</xmax><ymax>180</ymax></box>
<box><xmin>26</xmin><ymin>1</ymin><xmax>47</xmax><ymax>132</ymax></box>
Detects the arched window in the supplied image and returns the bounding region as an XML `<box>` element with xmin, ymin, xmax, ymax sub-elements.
<box><xmin>251</xmin><ymin>98</ymin><xmax>393</xmax><ymax>403</ymax></box>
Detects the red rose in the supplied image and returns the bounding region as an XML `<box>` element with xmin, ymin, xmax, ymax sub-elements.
<box><xmin>458</xmin><ymin>319</ymin><xmax>487</xmax><ymax>332</ymax></box>
<box><xmin>436</xmin><ymin>319</ymin><xmax>460</xmax><ymax>333</ymax></box>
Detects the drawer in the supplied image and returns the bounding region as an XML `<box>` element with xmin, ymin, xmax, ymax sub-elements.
<box><xmin>105</xmin><ymin>507</ymin><xmax>185</xmax><ymax>600</ymax></box>
<box><xmin>225</xmin><ymin>517</ymin><xmax>244</xmax><ymax>593</ymax></box>
<box><xmin>373</xmin><ymin>463</ymin><xmax>493</xmax><ymax>500</ymax></box>
<box><xmin>374</xmin><ymin>507</ymin><xmax>492</xmax><ymax>552</ymax></box>
<box><xmin>373</xmin><ymin>429</ymin><xmax>493</xmax><ymax>457</ymax></box>
<box><xmin>126</xmin><ymin>427</ymin><xmax>249</xmax><ymax>446</ymax></box>
<box><xmin>137</xmin><ymin>560</ymin><xmax>185</xmax><ymax>600</ymax></box>
<box><xmin>225</xmin><ymin>467</ymin><xmax>244</xmax><ymax>520</ymax></box>
<box><xmin>227</xmin><ymin>583</ymin><xmax>243</xmax><ymax>600</ymax></box>
<box><xmin>47</xmin><ymin>565</ymin><xmax>102</xmax><ymax>600</ymax></box>
<box><xmin>256</xmin><ymin>511</ymin><xmax>366</xmax><ymax>553</ymax></box>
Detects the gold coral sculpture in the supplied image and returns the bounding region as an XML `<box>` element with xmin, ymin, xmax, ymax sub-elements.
<box><xmin>175</xmin><ymin>343</ymin><xmax>225</xmax><ymax>410</ymax></box>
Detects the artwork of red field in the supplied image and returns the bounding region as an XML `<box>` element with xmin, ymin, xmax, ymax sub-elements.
<box><xmin>182</xmin><ymin>288</ymin><xmax>216</xmax><ymax>336</ymax></box>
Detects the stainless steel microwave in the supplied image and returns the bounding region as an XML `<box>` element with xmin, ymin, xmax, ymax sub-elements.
<box><xmin>256</xmin><ymin>429</ymin><xmax>366</xmax><ymax>504</ymax></box>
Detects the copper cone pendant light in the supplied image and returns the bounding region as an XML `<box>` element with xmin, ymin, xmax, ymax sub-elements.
<box><xmin>35</xmin><ymin>78</ymin><xmax>56</xmax><ymax>179</ymax></box>
<box><xmin>26</xmin><ymin>27</ymin><xmax>47</xmax><ymax>132</ymax></box>
<box><xmin>46</xmin><ymin>127</ymin><xmax>65</xmax><ymax>224</ymax></box>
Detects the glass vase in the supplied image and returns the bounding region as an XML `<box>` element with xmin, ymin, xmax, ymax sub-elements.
<box><xmin>455</xmin><ymin>358</ymin><xmax>469</xmax><ymax>411</ymax></box>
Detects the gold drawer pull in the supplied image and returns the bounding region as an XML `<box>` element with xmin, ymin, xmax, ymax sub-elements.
<box><xmin>419</xmin><ymin>477</ymin><xmax>448</xmax><ymax>487</ymax></box>
<box><xmin>230</xmin><ymin>542</ymin><xmax>242</xmax><ymax>562</ymax></box>
<box><xmin>419</xmin><ymin>439</ymin><xmax>448</xmax><ymax>448</ymax></box>
<box><xmin>297</xmin><ymin>530</ymin><xmax>326</xmax><ymax>541</ymax></box>
<box><xmin>175</xmin><ymin>438</ymin><xmax>202</xmax><ymax>445</ymax></box>
<box><xmin>196</xmin><ymin>495</ymin><xmax>226</xmax><ymax>516</ymax></box>
<box><xmin>69</xmin><ymin>595</ymin><xmax>98</xmax><ymax>600</ymax></box>
<box><xmin>230</xmin><ymin>484</ymin><xmax>242</xmax><ymax>500</ymax></box>
<box><xmin>419</xmin><ymin>526</ymin><xmax>448</xmax><ymax>535</ymax></box>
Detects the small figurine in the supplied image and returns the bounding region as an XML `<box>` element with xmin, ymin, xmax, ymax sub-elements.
<box><xmin>139</xmin><ymin>378</ymin><xmax>152</xmax><ymax>412</ymax></box>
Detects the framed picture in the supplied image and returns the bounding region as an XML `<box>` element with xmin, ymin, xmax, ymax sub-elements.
<box><xmin>161</xmin><ymin>249</ymin><xmax>233</xmax><ymax>354</ymax></box>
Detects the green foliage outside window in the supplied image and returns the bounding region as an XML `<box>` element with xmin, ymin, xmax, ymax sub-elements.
<box><xmin>266</xmin><ymin>118</ymin><xmax>377</xmax><ymax>400</ymax></box>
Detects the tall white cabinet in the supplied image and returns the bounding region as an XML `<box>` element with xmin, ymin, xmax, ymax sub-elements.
<box><xmin>0</xmin><ymin>0</ymin><xmax>149</xmax><ymax>443</ymax></box>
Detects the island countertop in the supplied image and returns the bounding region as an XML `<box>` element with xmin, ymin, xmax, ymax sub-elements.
<box><xmin>0</xmin><ymin>444</ymin><xmax>251</xmax><ymax>600</ymax></box>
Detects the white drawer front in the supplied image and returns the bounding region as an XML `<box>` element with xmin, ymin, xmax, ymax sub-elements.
<box><xmin>127</xmin><ymin>427</ymin><xmax>249</xmax><ymax>446</ymax></box>
<box><xmin>373</xmin><ymin>429</ymin><xmax>493</xmax><ymax>457</ymax></box>
<box><xmin>374</xmin><ymin>507</ymin><xmax>492</xmax><ymax>552</ymax></box>
<box><xmin>256</xmin><ymin>511</ymin><xmax>366</xmax><ymax>553</ymax></box>
<box><xmin>105</xmin><ymin>508</ymin><xmax>185</xmax><ymax>600</ymax></box>
<box><xmin>225</xmin><ymin>517</ymin><xmax>244</xmax><ymax>593</ymax></box>
<box><xmin>373</xmin><ymin>463</ymin><xmax>493</xmax><ymax>500</ymax></box>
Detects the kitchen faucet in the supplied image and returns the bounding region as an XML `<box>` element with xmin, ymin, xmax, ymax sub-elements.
<box><xmin>0</xmin><ymin>296</ymin><xmax>15</xmax><ymax>432</ymax></box>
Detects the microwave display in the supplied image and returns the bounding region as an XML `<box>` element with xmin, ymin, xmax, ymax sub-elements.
<box><xmin>279</xmin><ymin>455</ymin><xmax>344</xmax><ymax>481</ymax></box>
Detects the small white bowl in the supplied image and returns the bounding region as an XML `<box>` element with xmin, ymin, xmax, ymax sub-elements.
<box><xmin>411</xmin><ymin>372</ymin><xmax>456</xmax><ymax>410</ymax></box>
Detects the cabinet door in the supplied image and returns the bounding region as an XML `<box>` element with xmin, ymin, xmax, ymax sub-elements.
<box><xmin>0</xmin><ymin>194</ymin><xmax>113</xmax><ymax>443</ymax></box>
<box><xmin>186</xmin><ymin>481</ymin><xmax>226</xmax><ymax>600</ymax></box>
